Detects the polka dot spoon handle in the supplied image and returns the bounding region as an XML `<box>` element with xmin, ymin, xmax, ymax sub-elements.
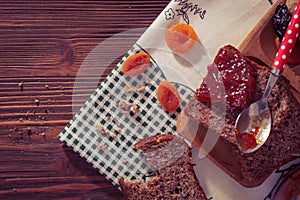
<box><xmin>272</xmin><ymin>2</ymin><xmax>300</xmax><ymax>70</ymax></box>
<box><xmin>235</xmin><ymin>2</ymin><xmax>300</xmax><ymax>153</ymax></box>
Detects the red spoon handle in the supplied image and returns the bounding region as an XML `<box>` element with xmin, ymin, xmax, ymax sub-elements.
<box><xmin>272</xmin><ymin>2</ymin><xmax>300</xmax><ymax>70</ymax></box>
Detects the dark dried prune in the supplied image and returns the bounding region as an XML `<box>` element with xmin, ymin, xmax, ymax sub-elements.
<box><xmin>273</xmin><ymin>4</ymin><xmax>292</xmax><ymax>41</ymax></box>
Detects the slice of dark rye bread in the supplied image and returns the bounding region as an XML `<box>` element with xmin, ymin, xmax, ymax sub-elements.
<box><xmin>119</xmin><ymin>134</ymin><xmax>208</xmax><ymax>200</ymax></box>
<box><xmin>177</xmin><ymin>45</ymin><xmax>300</xmax><ymax>188</ymax></box>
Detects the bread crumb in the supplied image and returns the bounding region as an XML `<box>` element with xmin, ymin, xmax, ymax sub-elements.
<box><xmin>137</xmin><ymin>85</ymin><xmax>146</xmax><ymax>93</ymax></box>
<box><xmin>95</xmin><ymin>125</ymin><xmax>110</xmax><ymax>136</ymax></box>
<box><xmin>18</xmin><ymin>81</ymin><xmax>24</xmax><ymax>91</ymax></box>
<box><xmin>144</xmin><ymin>77</ymin><xmax>151</xmax><ymax>85</ymax></box>
<box><xmin>124</xmin><ymin>85</ymin><xmax>146</xmax><ymax>94</ymax></box>
<box><xmin>34</xmin><ymin>99</ymin><xmax>40</xmax><ymax>106</ymax></box>
<box><xmin>40</xmin><ymin>132</ymin><xmax>46</xmax><ymax>139</ymax></box>
<box><xmin>112</xmin><ymin>118</ymin><xmax>119</xmax><ymax>126</ymax></box>
<box><xmin>97</xmin><ymin>143</ymin><xmax>108</xmax><ymax>151</ymax></box>
<box><xmin>111</xmin><ymin>133</ymin><xmax>118</xmax><ymax>140</ymax></box>
<box><xmin>105</xmin><ymin>114</ymin><xmax>111</xmax><ymax>121</ymax></box>
<box><xmin>124</xmin><ymin>86</ymin><xmax>134</xmax><ymax>93</ymax></box>
<box><xmin>26</xmin><ymin>127</ymin><xmax>32</xmax><ymax>137</ymax></box>
<box><xmin>116</xmin><ymin>101</ymin><xmax>132</xmax><ymax>114</ymax></box>
<box><xmin>115</xmin><ymin>127</ymin><xmax>121</xmax><ymax>133</ymax></box>
<box><xmin>98</xmin><ymin>105</ymin><xmax>105</xmax><ymax>112</ymax></box>
<box><xmin>130</xmin><ymin>104</ymin><xmax>139</xmax><ymax>114</ymax></box>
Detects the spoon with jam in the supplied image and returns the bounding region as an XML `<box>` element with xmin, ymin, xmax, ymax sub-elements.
<box><xmin>235</xmin><ymin>2</ymin><xmax>300</xmax><ymax>153</ymax></box>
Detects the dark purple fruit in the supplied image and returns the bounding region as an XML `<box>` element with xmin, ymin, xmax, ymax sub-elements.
<box><xmin>273</xmin><ymin>4</ymin><xmax>292</xmax><ymax>41</ymax></box>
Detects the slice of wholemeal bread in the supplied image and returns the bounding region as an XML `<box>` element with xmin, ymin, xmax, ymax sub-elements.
<box><xmin>119</xmin><ymin>134</ymin><xmax>207</xmax><ymax>200</ymax></box>
<box><xmin>177</xmin><ymin>45</ymin><xmax>300</xmax><ymax>187</ymax></box>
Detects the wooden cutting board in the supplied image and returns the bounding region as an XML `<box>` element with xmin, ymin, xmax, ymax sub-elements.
<box><xmin>238</xmin><ymin>0</ymin><xmax>300</xmax><ymax>104</ymax></box>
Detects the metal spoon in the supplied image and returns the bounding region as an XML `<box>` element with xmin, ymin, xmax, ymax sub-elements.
<box><xmin>235</xmin><ymin>3</ymin><xmax>300</xmax><ymax>153</ymax></box>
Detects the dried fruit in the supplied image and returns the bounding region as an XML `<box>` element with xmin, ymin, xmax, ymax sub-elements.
<box><xmin>157</xmin><ymin>80</ymin><xmax>180</xmax><ymax>112</ymax></box>
<box><xmin>165</xmin><ymin>23</ymin><xmax>198</xmax><ymax>53</ymax></box>
<box><xmin>236</xmin><ymin>132</ymin><xmax>257</xmax><ymax>151</ymax></box>
<box><xmin>235</xmin><ymin>128</ymin><xmax>260</xmax><ymax>151</ymax></box>
<box><xmin>121</xmin><ymin>52</ymin><xmax>150</xmax><ymax>76</ymax></box>
<box><xmin>273</xmin><ymin>4</ymin><xmax>292</xmax><ymax>41</ymax></box>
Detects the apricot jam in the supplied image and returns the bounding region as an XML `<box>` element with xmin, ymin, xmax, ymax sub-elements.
<box><xmin>195</xmin><ymin>45</ymin><xmax>257</xmax><ymax>112</ymax></box>
<box><xmin>235</xmin><ymin>128</ymin><xmax>260</xmax><ymax>151</ymax></box>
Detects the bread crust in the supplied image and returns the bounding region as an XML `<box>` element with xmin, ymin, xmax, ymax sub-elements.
<box><xmin>134</xmin><ymin>133</ymin><xmax>175</xmax><ymax>151</ymax></box>
<box><xmin>119</xmin><ymin>134</ymin><xmax>208</xmax><ymax>200</ymax></box>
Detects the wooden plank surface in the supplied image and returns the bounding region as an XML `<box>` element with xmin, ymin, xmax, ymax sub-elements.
<box><xmin>0</xmin><ymin>1</ymin><xmax>170</xmax><ymax>199</ymax></box>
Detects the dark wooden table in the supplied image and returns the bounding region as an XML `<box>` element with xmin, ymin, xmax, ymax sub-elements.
<box><xmin>0</xmin><ymin>1</ymin><xmax>170</xmax><ymax>199</ymax></box>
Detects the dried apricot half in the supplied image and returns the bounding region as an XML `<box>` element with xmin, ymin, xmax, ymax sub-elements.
<box><xmin>121</xmin><ymin>52</ymin><xmax>150</xmax><ymax>76</ymax></box>
<box><xmin>165</xmin><ymin>23</ymin><xmax>198</xmax><ymax>54</ymax></box>
<box><xmin>157</xmin><ymin>80</ymin><xmax>180</xmax><ymax>112</ymax></box>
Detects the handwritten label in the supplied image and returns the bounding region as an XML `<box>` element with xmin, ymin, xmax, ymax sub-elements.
<box><xmin>174</xmin><ymin>0</ymin><xmax>207</xmax><ymax>24</ymax></box>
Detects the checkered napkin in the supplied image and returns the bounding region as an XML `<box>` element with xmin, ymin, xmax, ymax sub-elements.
<box><xmin>58</xmin><ymin>44</ymin><xmax>194</xmax><ymax>188</ymax></box>
<box><xmin>58</xmin><ymin>0</ymin><xmax>273</xmax><ymax>197</ymax></box>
